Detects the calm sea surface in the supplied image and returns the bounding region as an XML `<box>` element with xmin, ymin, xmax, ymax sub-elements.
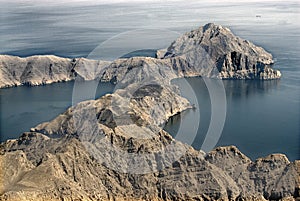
<box><xmin>0</xmin><ymin>0</ymin><xmax>299</xmax><ymax>160</ymax></box>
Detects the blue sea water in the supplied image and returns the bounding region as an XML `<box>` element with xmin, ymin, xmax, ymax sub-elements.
<box><xmin>0</xmin><ymin>0</ymin><xmax>299</xmax><ymax>160</ymax></box>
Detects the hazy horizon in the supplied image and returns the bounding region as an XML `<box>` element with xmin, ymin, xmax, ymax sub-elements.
<box><xmin>1</xmin><ymin>0</ymin><xmax>299</xmax><ymax>58</ymax></box>
<box><xmin>1</xmin><ymin>0</ymin><xmax>299</xmax><ymax>6</ymax></box>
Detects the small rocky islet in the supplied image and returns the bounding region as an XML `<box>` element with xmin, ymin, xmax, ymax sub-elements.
<box><xmin>1</xmin><ymin>23</ymin><xmax>298</xmax><ymax>201</ymax></box>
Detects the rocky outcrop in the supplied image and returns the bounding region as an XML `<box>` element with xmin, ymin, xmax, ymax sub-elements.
<box><xmin>0</xmin><ymin>23</ymin><xmax>281</xmax><ymax>88</ymax></box>
<box><xmin>205</xmin><ymin>147</ymin><xmax>300</xmax><ymax>200</ymax></box>
<box><xmin>0</xmin><ymin>55</ymin><xmax>73</xmax><ymax>88</ymax></box>
<box><xmin>160</xmin><ymin>23</ymin><xmax>281</xmax><ymax>80</ymax></box>
<box><xmin>0</xmin><ymin>55</ymin><xmax>109</xmax><ymax>88</ymax></box>
<box><xmin>99</xmin><ymin>57</ymin><xmax>178</xmax><ymax>85</ymax></box>
<box><xmin>1</xmin><ymin>133</ymin><xmax>299</xmax><ymax>201</ymax></box>
<box><xmin>32</xmin><ymin>82</ymin><xmax>190</xmax><ymax>135</ymax></box>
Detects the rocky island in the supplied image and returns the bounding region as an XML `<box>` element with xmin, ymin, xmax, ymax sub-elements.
<box><xmin>0</xmin><ymin>24</ymin><xmax>297</xmax><ymax>201</ymax></box>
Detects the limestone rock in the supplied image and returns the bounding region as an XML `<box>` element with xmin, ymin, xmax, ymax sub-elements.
<box><xmin>205</xmin><ymin>146</ymin><xmax>299</xmax><ymax>200</ymax></box>
<box><xmin>1</xmin><ymin>133</ymin><xmax>298</xmax><ymax>201</ymax></box>
<box><xmin>0</xmin><ymin>55</ymin><xmax>74</xmax><ymax>88</ymax></box>
<box><xmin>161</xmin><ymin>23</ymin><xmax>281</xmax><ymax>80</ymax></box>
<box><xmin>0</xmin><ymin>55</ymin><xmax>110</xmax><ymax>88</ymax></box>
<box><xmin>73</xmin><ymin>57</ymin><xmax>110</xmax><ymax>81</ymax></box>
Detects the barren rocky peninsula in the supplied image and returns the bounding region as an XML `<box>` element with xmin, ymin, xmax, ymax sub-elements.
<box><xmin>0</xmin><ymin>24</ymin><xmax>298</xmax><ymax>201</ymax></box>
<box><xmin>0</xmin><ymin>23</ymin><xmax>281</xmax><ymax>89</ymax></box>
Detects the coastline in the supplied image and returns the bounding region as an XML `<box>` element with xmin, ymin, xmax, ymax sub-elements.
<box><xmin>0</xmin><ymin>24</ymin><xmax>298</xmax><ymax>201</ymax></box>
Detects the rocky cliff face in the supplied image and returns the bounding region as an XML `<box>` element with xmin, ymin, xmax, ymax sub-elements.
<box><xmin>160</xmin><ymin>23</ymin><xmax>281</xmax><ymax>79</ymax></box>
<box><xmin>0</xmin><ymin>55</ymin><xmax>73</xmax><ymax>88</ymax></box>
<box><xmin>0</xmin><ymin>55</ymin><xmax>110</xmax><ymax>88</ymax></box>
<box><xmin>0</xmin><ymin>23</ymin><xmax>281</xmax><ymax>88</ymax></box>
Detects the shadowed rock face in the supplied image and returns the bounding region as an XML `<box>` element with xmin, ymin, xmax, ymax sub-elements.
<box><xmin>0</xmin><ymin>23</ymin><xmax>281</xmax><ymax>88</ymax></box>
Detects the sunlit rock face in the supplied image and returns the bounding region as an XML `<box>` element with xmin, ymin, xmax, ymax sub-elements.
<box><xmin>160</xmin><ymin>23</ymin><xmax>281</xmax><ymax>80</ymax></box>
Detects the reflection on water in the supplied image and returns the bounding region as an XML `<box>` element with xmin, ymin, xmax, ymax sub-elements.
<box><xmin>164</xmin><ymin>77</ymin><xmax>299</xmax><ymax>161</ymax></box>
<box><xmin>223</xmin><ymin>79</ymin><xmax>280</xmax><ymax>100</ymax></box>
